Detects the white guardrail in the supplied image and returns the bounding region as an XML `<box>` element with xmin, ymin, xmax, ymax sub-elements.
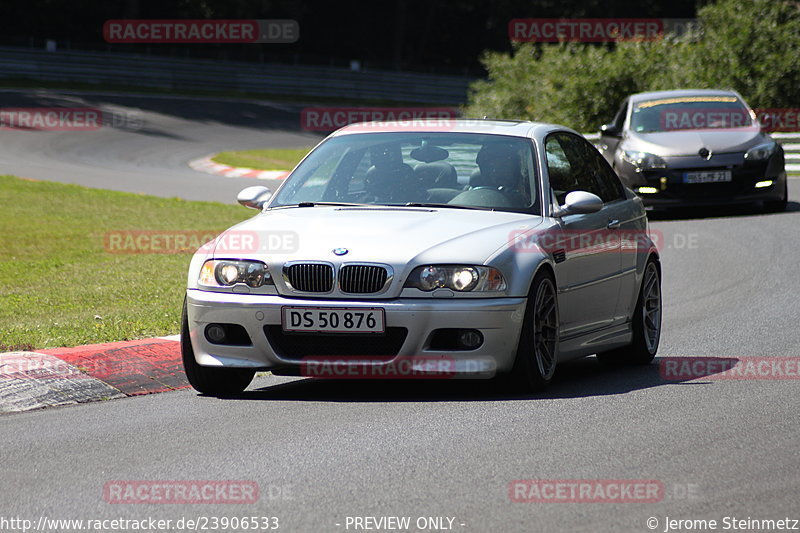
<box><xmin>774</xmin><ymin>132</ymin><xmax>800</xmax><ymax>174</ymax></box>
<box><xmin>585</xmin><ymin>132</ymin><xmax>800</xmax><ymax>175</ymax></box>
<box><xmin>0</xmin><ymin>46</ymin><xmax>474</xmax><ymax>104</ymax></box>
<box><xmin>2</xmin><ymin>44</ymin><xmax>797</xmax><ymax>174</ymax></box>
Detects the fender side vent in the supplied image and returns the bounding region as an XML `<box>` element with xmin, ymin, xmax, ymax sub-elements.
<box><xmin>553</xmin><ymin>249</ymin><xmax>566</xmax><ymax>263</ymax></box>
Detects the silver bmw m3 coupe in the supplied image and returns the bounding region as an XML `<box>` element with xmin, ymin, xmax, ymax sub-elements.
<box><xmin>182</xmin><ymin>119</ymin><xmax>662</xmax><ymax>395</ymax></box>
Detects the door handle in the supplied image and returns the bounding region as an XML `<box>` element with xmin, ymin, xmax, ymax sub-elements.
<box><xmin>607</xmin><ymin>219</ymin><xmax>621</xmax><ymax>229</ymax></box>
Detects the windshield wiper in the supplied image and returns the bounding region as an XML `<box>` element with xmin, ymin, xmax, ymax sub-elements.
<box><xmin>277</xmin><ymin>201</ymin><xmax>492</xmax><ymax>210</ymax></box>
<box><xmin>401</xmin><ymin>202</ymin><xmax>493</xmax><ymax>211</ymax></box>
<box><xmin>293</xmin><ymin>202</ymin><xmax>370</xmax><ymax>207</ymax></box>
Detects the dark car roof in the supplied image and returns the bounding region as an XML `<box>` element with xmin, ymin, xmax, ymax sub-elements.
<box><xmin>629</xmin><ymin>89</ymin><xmax>741</xmax><ymax>104</ymax></box>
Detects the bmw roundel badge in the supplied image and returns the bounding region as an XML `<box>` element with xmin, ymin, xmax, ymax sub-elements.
<box><xmin>333</xmin><ymin>247</ymin><xmax>348</xmax><ymax>256</ymax></box>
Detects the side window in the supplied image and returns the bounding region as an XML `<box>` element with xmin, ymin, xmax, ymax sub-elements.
<box><xmin>612</xmin><ymin>99</ymin><xmax>628</xmax><ymax>130</ymax></box>
<box><xmin>545</xmin><ymin>133</ymin><xmax>624</xmax><ymax>204</ymax></box>
<box><xmin>545</xmin><ymin>136</ymin><xmax>574</xmax><ymax>204</ymax></box>
<box><xmin>545</xmin><ymin>133</ymin><xmax>600</xmax><ymax>204</ymax></box>
<box><xmin>576</xmin><ymin>137</ymin><xmax>626</xmax><ymax>203</ymax></box>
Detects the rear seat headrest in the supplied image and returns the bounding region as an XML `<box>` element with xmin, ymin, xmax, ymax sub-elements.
<box><xmin>410</xmin><ymin>143</ymin><xmax>449</xmax><ymax>163</ymax></box>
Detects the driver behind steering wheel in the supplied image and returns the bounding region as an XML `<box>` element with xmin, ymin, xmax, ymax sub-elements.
<box><xmin>469</xmin><ymin>142</ymin><xmax>530</xmax><ymax>206</ymax></box>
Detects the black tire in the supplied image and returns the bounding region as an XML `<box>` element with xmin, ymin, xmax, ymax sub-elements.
<box><xmin>181</xmin><ymin>298</ymin><xmax>255</xmax><ymax>396</ymax></box>
<box><xmin>509</xmin><ymin>269</ymin><xmax>560</xmax><ymax>392</ymax></box>
<box><xmin>597</xmin><ymin>259</ymin><xmax>661</xmax><ymax>366</ymax></box>
<box><xmin>764</xmin><ymin>181</ymin><xmax>788</xmax><ymax>213</ymax></box>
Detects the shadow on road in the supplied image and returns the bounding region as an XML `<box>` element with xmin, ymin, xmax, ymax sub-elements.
<box><xmin>214</xmin><ymin>356</ymin><xmax>741</xmax><ymax>403</ymax></box>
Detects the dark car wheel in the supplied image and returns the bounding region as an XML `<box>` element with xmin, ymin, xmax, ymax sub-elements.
<box><xmin>510</xmin><ymin>270</ymin><xmax>559</xmax><ymax>391</ymax></box>
<box><xmin>764</xmin><ymin>181</ymin><xmax>788</xmax><ymax>212</ymax></box>
<box><xmin>598</xmin><ymin>259</ymin><xmax>661</xmax><ymax>366</ymax></box>
<box><xmin>181</xmin><ymin>298</ymin><xmax>255</xmax><ymax>396</ymax></box>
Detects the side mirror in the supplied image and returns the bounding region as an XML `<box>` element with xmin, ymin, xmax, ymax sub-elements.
<box><xmin>600</xmin><ymin>123</ymin><xmax>621</xmax><ymax>138</ymax></box>
<box><xmin>553</xmin><ymin>191</ymin><xmax>603</xmax><ymax>217</ymax></box>
<box><xmin>237</xmin><ymin>186</ymin><xmax>273</xmax><ymax>210</ymax></box>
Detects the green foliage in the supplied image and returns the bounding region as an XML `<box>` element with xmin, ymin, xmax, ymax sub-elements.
<box><xmin>690</xmin><ymin>0</ymin><xmax>800</xmax><ymax>108</ymax></box>
<box><xmin>466</xmin><ymin>0</ymin><xmax>800</xmax><ymax>132</ymax></box>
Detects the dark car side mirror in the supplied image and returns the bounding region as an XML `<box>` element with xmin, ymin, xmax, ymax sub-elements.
<box><xmin>600</xmin><ymin>123</ymin><xmax>621</xmax><ymax>138</ymax></box>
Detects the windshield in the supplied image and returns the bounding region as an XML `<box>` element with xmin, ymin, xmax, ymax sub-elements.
<box><xmin>630</xmin><ymin>96</ymin><xmax>756</xmax><ymax>133</ymax></box>
<box><xmin>270</xmin><ymin>132</ymin><xmax>538</xmax><ymax>213</ymax></box>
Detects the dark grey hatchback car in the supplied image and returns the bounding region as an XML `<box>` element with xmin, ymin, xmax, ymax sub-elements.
<box><xmin>598</xmin><ymin>89</ymin><xmax>787</xmax><ymax>211</ymax></box>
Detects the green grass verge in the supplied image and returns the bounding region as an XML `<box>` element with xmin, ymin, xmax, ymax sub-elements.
<box><xmin>212</xmin><ymin>147</ymin><xmax>312</xmax><ymax>171</ymax></box>
<box><xmin>0</xmin><ymin>175</ymin><xmax>250</xmax><ymax>350</ymax></box>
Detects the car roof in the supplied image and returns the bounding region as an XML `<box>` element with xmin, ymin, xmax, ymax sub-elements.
<box><xmin>331</xmin><ymin>119</ymin><xmax>576</xmax><ymax>139</ymax></box>
<box><xmin>629</xmin><ymin>89</ymin><xmax>742</xmax><ymax>103</ymax></box>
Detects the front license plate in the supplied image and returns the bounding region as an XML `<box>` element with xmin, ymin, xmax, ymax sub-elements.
<box><xmin>683</xmin><ymin>170</ymin><xmax>732</xmax><ymax>184</ymax></box>
<box><xmin>281</xmin><ymin>307</ymin><xmax>385</xmax><ymax>334</ymax></box>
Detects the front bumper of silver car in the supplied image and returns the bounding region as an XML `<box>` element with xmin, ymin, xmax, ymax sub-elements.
<box><xmin>186</xmin><ymin>289</ymin><xmax>528</xmax><ymax>378</ymax></box>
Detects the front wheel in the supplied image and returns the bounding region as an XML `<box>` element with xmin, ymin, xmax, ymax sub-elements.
<box><xmin>181</xmin><ymin>298</ymin><xmax>255</xmax><ymax>396</ymax></box>
<box><xmin>597</xmin><ymin>259</ymin><xmax>661</xmax><ymax>365</ymax></box>
<box><xmin>510</xmin><ymin>270</ymin><xmax>560</xmax><ymax>391</ymax></box>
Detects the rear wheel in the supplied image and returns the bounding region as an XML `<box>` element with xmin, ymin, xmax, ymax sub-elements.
<box><xmin>181</xmin><ymin>298</ymin><xmax>255</xmax><ymax>395</ymax></box>
<box><xmin>510</xmin><ymin>270</ymin><xmax>559</xmax><ymax>391</ymax></box>
<box><xmin>597</xmin><ymin>259</ymin><xmax>661</xmax><ymax>365</ymax></box>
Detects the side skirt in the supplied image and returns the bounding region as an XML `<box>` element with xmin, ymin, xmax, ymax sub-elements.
<box><xmin>557</xmin><ymin>322</ymin><xmax>633</xmax><ymax>362</ymax></box>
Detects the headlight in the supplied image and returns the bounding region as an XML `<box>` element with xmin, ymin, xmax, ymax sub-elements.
<box><xmin>198</xmin><ymin>260</ymin><xmax>272</xmax><ymax>288</ymax></box>
<box><xmin>621</xmin><ymin>150</ymin><xmax>667</xmax><ymax>170</ymax></box>
<box><xmin>405</xmin><ymin>265</ymin><xmax>506</xmax><ymax>292</ymax></box>
<box><xmin>745</xmin><ymin>141</ymin><xmax>776</xmax><ymax>161</ymax></box>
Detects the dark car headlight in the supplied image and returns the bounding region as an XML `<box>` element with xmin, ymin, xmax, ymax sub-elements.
<box><xmin>744</xmin><ymin>141</ymin><xmax>777</xmax><ymax>161</ymax></box>
<box><xmin>622</xmin><ymin>150</ymin><xmax>667</xmax><ymax>171</ymax></box>
<box><xmin>198</xmin><ymin>260</ymin><xmax>273</xmax><ymax>288</ymax></box>
<box><xmin>404</xmin><ymin>265</ymin><xmax>506</xmax><ymax>292</ymax></box>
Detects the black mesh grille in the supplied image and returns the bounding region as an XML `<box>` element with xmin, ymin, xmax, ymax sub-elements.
<box><xmin>264</xmin><ymin>326</ymin><xmax>408</xmax><ymax>359</ymax></box>
<box><xmin>339</xmin><ymin>265</ymin><xmax>388</xmax><ymax>293</ymax></box>
<box><xmin>285</xmin><ymin>263</ymin><xmax>334</xmax><ymax>292</ymax></box>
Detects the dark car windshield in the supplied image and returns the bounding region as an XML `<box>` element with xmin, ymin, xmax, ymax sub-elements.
<box><xmin>630</xmin><ymin>96</ymin><xmax>756</xmax><ymax>133</ymax></box>
<box><xmin>270</xmin><ymin>132</ymin><xmax>538</xmax><ymax>213</ymax></box>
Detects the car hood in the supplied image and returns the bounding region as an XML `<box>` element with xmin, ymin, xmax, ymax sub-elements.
<box><xmin>627</xmin><ymin>129</ymin><xmax>766</xmax><ymax>156</ymax></box>
<box><xmin>211</xmin><ymin>206</ymin><xmax>543</xmax><ymax>266</ymax></box>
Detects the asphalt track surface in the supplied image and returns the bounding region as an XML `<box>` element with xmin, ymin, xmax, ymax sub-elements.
<box><xmin>0</xmin><ymin>89</ymin><xmax>322</xmax><ymax>201</ymax></box>
<box><xmin>2</xmin><ymin>89</ymin><xmax>800</xmax><ymax>532</ymax></box>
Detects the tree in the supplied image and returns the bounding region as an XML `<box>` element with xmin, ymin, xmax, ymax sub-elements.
<box><xmin>465</xmin><ymin>0</ymin><xmax>800</xmax><ymax>131</ymax></box>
